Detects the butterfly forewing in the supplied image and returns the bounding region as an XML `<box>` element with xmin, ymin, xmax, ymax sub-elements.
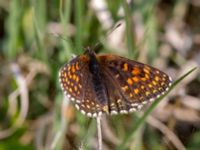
<box><xmin>98</xmin><ymin>55</ymin><xmax>172</xmax><ymax>108</ymax></box>
<box><xmin>59</xmin><ymin>56</ymin><xmax>87</xmax><ymax>101</ymax></box>
<box><xmin>59</xmin><ymin>55</ymin><xmax>106</xmax><ymax>117</ymax></box>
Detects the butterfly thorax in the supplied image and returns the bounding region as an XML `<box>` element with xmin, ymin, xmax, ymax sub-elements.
<box><xmin>86</xmin><ymin>49</ymin><xmax>108</xmax><ymax>107</ymax></box>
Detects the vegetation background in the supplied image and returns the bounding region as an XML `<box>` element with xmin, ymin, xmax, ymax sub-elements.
<box><xmin>0</xmin><ymin>0</ymin><xmax>200</xmax><ymax>150</ymax></box>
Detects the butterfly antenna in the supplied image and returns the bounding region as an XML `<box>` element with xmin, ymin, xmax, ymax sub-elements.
<box><xmin>93</xmin><ymin>22</ymin><xmax>122</xmax><ymax>53</ymax></box>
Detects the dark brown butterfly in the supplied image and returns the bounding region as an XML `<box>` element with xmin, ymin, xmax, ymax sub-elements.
<box><xmin>59</xmin><ymin>48</ymin><xmax>172</xmax><ymax>117</ymax></box>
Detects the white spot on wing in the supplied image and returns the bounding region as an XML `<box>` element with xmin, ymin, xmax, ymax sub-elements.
<box><xmin>120</xmin><ymin>110</ymin><xmax>128</xmax><ymax>114</ymax></box>
<box><xmin>156</xmin><ymin>94</ymin><xmax>161</xmax><ymax>99</ymax></box>
<box><xmin>129</xmin><ymin>108</ymin><xmax>136</xmax><ymax>112</ymax></box>
<box><xmin>142</xmin><ymin>101</ymin><xmax>148</xmax><ymax>105</ymax></box>
<box><xmin>98</xmin><ymin>111</ymin><xmax>102</xmax><ymax>116</ymax></box>
<box><xmin>87</xmin><ymin>113</ymin><xmax>92</xmax><ymax>117</ymax></box>
<box><xmin>111</xmin><ymin>110</ymin><xmax>118</xmax><ymax>115</ymax></box>
<box><xmin>75</xmin><ymin>104</ymin><xmax>80</xmax><ymax>110</ymax></box>
<box><xmin>71</xmin><ymin>97</ymin><xmax>75</xmax><ymax>101</ymax></box>
<box><xmin>131</xmin><ymin>103</ymin><xmax>139</xmax><ymax>107</ymax></box>
<box><xmin>92</xmin><ymin>113</ymin><xmax>97</xmax><ymax>117</ymax></box>
<box><xmin>137</xmin><ymin>105</ymin><xmax>143</xmax><ymax>110</ymax></box>
<box><xmin>149</xmin><ymin>98</ymin><xmax>154</xmax><ymax>102</ymax></box>
<box><xmin>81</xmin><ymin>110</ymin><xmax>86</xmax><ymax>115</ymax></box>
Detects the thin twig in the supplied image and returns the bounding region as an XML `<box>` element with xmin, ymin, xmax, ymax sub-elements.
<box><xmin>96</xmin><ymin>116</ymin><xmax>102</xmax><ymax>150</ymax></box>
<box><xmin>10</xmin><ymin>63</ymin><xmax>29</xmax><ymax>126</ymax></box>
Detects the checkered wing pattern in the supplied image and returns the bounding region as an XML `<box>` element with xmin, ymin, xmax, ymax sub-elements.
<box><xmin>59</xmin><ymin>56</ymin><xmax>87</xmax><ymax>102</ymax></box>
<box><xmin>98</xmin><ymin>54</ymin><xmax>172</xmax><ymax>114</ymax></box>
<box><xmin>101</xmin><ymin>71</ymin><xmax>135</xmax><ymax>115</ymax></box>
<box><xmin>59</xmin><ymin>53</ymin><xmax>172</xmax><ymax>117</ymax></box>
<box><xmin>59</xmin><ymin>55</ymin><xmax>105</xmax><ymax>117</ymax></box>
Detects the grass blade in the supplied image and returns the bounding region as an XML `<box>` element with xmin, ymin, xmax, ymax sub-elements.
<box><xmin>122</xmin><ymin>1</ymin><xmax>135</xmax><ymax>58</ymax></box>
<box><xmin>75</xmin><ymin>0</ymin><xmax>83</xmax><ymax>54</ymax></box>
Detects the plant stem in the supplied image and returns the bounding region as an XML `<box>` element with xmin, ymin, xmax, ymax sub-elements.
<box><xmin>96</xmin><ymin>116</ymin><xmax>102</xmax><ymax>150</ymax></box>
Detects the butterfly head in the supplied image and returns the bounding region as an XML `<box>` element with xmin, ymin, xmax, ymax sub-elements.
<box><xmin>84</xmin><ymin>46</ymin><xmax>95</xmax><ymax>55</ymax></box>
<box><xmin>84</xmin><ymin>46</ymin><xmax>98</xmax><ymax>61</ymax></box>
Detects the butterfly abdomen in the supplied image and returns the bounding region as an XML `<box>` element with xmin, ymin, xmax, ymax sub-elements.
<box><xmin>88</xmin><ymin>51</ymin><xmax>108</xmax><ymax>106</ymax></box>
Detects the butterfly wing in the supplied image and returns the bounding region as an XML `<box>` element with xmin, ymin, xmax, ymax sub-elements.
<box><xmin>59</xmin><ymin>53</ymin><xmax>172</xmax><ymax>117</ymax></box>
<box><xmin>101</xmin><ymin>70</ymin><xmax>137</xmax><ymax>114</ymax></box>
<box><xmin>98</xmin><ymin>54</ymin><xmax>172</xmax><ymax>113</ymax></box>
<box><xmin>59</xmin><ymin>55</ymin><xmax>87</xmax><ymax>102</ymax></box>
<box><xmin>59</xmin><ymin>55</ymin><xmax>105</xmax><ymax>117</ymax></box>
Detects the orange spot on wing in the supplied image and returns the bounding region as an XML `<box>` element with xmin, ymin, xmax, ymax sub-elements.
<box><xmin>132</xmin><ymin>67</ymin><xmax>140</xmax><ymax>75</ymax></box>
<box><xmin>74</xmin><ymin>86</ymin><xmax>77</xmax><ymax>92</ymax></box>
<box><xmin>153</xmin><ymin>90</ymin><xmax>157</xmax><ymax>93</ymax></box>
<box><xmin>129</xmin><ymin>93</ymin><xmax>133</xmax><ymax>97</ymax></box>
<box><xmin>65</xmin><ymin>77</ymin><xmax>68</xmax><ymax>82</ymax></box>
<box><xmin>67</xmin><ymin>66</ymin><xmax>71</xmax><ymax>71</ymax></box>
<box><xmin>68</xmin><ymin>71</ymin><xmax>72</xmax><ymax>79</ymax></box>
<box><xmin>69</xmin><ymin>88</ymin><xmax>72</xmax><ymax>93</ymax></box>
<box><xmin>72</xmin><ymin>74</ymin><xmax>76</xmax><ymax>80</ymax></box>
<box><xmin>145</xmin><ymin>74</ymin><xmax>150</xmax><ymax>79</ymax></box>
<box><xmin>127</xmin><ymin>78</ymin><xmax>133</xmax><ymax>85</ymax></box>
<box><xmin>143</xmin><ymin>68</ymin><xmax>150</xmax><ymax>74</ymax></box>
<box><xmin>134</xmin><ymin>88</ymin><xmax>139</xmax><ymax>94</ymax></box>
<box><xmin>76</xmin><ymin>76</ymin><xmax>80</xmax><ymax>82</ymax></box>
<box><xmin>63</xmin><ymin>72</ymin><xmax>67</xmax><ymax>77</ymax></box>
<box><xmin>148</xmin><ymin>84</ymin><xmax>153</xmax><ymax>88</ymax></box>
<box><xmin>75</xmin><ymin>63</ymin><xmax>80</xmax><ymax>70</ymax></box>
<box><xmin>132</xmin><ymin>77</ymin><xmax>139</xmax><ymax>82</ymax></box>
<box><xmin>145</xmin><ymin>91</ymin><xmax>150</xmax><ymax>96</ymax></box>
<box><xmin>71</xmin><ymin>65</ymin><xmax>76</xmax><ymax>73</ymax></box>
<box><xmin>141</xmin><ymin>77</ymin><xmax>147</xmax><ymax>81</ymax></box>
<box><xmin>152</xmin><ymin>81</ymin><xmax>157</xmax><ymax>85</ymax></box>
<box><xmin>123</xmin><ymin>63</ymin><xmax>128</xmax><ymax>71</ymax></box>
<box><xmin>155</xmin><ymin>76</ymin><xmax>160</xmax><ymax>81</ymax></box>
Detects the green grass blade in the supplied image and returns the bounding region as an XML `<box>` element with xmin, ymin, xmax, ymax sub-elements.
<box><xmin>32</xmin><ymin>0</ymin><xmax>47</xmax><ymax>61</ymax></box>
<box><xmin>59</xmin><ymin>0</ymin><xmax>73</xmax><ymax>60</ymax></box>
<box><xmin>75</xmin><ymin>0</ymin><xmax>83</xmax><ymax>54</ymax></box>
<box><xmin>122</xmin><ymin>0</ymin><xmax>135</xmax><ymax>58</ymax></box>
<box><xmin>118</xmin><ymin>67</ymin><xmax>197</xmax><ymax>150</ymax></box>
<box><xmin>5</xmin><ymin>0</ymin><xmax>22</xmax><ymax>59</ymax></box>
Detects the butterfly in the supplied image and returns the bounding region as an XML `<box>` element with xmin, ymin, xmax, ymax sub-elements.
<box><xmin>59</xmin><ymin>47</ymin><xmax>172</xmax><ymax>117</ymax></box>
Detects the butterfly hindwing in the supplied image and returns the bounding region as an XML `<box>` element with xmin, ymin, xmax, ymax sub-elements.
<box><xmin>98</xmin><ymin>54</ymin><xmax>172</xmax><ymax>106</ymax></box>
